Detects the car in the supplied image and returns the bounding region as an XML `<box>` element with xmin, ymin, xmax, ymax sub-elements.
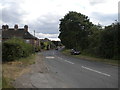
<box><xmin>55</xmin><ymin>48</ymin><xmax>58</xmax><ymax>50</ymax></box>
<box><xmin>70</xmin><ymin>49</ymin><xmax>81</xmax><ymax>55</ymax></box>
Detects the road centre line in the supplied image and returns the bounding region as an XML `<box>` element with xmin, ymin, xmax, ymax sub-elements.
<box><xmin>64</xmin><ymin>60</ymin><xmax>74</xmax><ymax>64</ymax></box>
<box><xmin>81</xmin><ymin>66</ymin><xmax>111</xmax><ymax>77</ymax></box>
<box><xmin>47</xmin><ymin>54</ymin><xmax>111</xmax><ymax>77</ymax></box>
<box><xmin>52</xmin><ymin>55</ymin><xmax>110</xmax><ymax>76</ymax></box>
<box><xmin>57</xmin><ymin>56</ymin><xmax>74</xmax><ymax>64</ymax></box>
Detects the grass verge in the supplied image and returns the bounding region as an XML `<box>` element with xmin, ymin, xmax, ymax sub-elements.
<box><xmin>0</xmin><ymin>67</ymin><xmax>2</xmax><ymax>89</ymax></box>
<box><xmin>2</xmin><ymin>54</ymin><xmax>36</xmax><ymax>88</ymax></box>
<box><xmin>62</xmin><ymin>49</ymin><xmax>119</xmax><ymax>66</ymax></box>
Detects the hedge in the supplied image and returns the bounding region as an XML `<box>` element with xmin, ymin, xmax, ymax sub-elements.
<box><xmin>2</xmin><ymin>37</ymin><xmax>34</xmax><ymax>62</ymax></box>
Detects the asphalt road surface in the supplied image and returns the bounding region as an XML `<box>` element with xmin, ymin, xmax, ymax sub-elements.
<box><xmin>42</xmin><ymin>49</ymin><xmax>118</xmax><ymax>88</ymax></box>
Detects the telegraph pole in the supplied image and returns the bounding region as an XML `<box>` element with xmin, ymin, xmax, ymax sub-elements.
<box><xmin>34</xmin><ymin>30</ymin><xmax>35</xmax><ymax>37</ymax></box>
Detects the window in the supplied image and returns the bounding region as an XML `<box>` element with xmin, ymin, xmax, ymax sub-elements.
<box><xmin>26</xmin><ymin>40</ymin><xmax>30</xmax><ymax>43</ymax></box>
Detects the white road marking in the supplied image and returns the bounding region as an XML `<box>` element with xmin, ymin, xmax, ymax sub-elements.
<box><xmin>81</xmin><ymin>66</ymin><xmax>111</xmax><ymax>77</ymax></box>
<box><xmin>57</xmin><ymin>56</ymin><xmax>74</xmax><ymax>64</ymax></box>
<box><xmin>64</xmin><ymin>60</ymin><xmax>74</xmax><ymax>64</ymax></box>
<box><xmin>45</xmin><ymin>56</ymin><xmax>55</xmax><ymax>59</ymax></box>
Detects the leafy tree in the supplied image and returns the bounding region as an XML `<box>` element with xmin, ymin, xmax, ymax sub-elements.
<box><xmin>40</xmin><ymin>42</ymin><xmax>45</xmax><ymax>49</ymax></box>
<box><xmin>85</xmin><ymin>25</ymin><xmax>102</xmax><ymax>55</ymax></box>
<box><xmin>52</xmin><ymin>41</ymin><xmax>60</xmax><ymax>47</ymax></box>
<box><xmin>59</xmin><ymin>11</ymin><xmax>120</xmax><ymax>60</ymax></box>
<box><xmin>97</xmin><ymin>23</ymin><xmax>120</xmax><ymax>59</ymax></box>
<box><xmin>58</xmin><ymin>11</ymin><xmax>93</xmax><ymax>50</ymax></box>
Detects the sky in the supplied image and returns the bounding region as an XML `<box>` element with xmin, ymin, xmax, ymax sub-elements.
<box><xmin>0</xmin><ymin>0</ymin><xmax>119</xmax><ymax>41</ymax></box>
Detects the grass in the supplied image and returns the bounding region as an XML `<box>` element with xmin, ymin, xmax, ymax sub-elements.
<box><xmin>62</xmin><ymin>49</ymin><xmax>119</xmax><ymax>66</ymax></box>
<box><xmin>2</xmin><ymin>54</ymin><xmax>36</xmax><ymax>88</ymax></box>
<box><xmin>2</xmin><ymin>77</ymin><xmax>14</xmax><ymax>88</ymax></box>
<box><xmin>0</xmin><ymin>67</ymin><xmax>2</xmax><ymax>89</ymax></box>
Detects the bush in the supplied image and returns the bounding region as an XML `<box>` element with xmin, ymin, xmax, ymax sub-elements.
<box><xmin>40</xmin><ymin>42</ymin><xmax>45</xmax><ymax>49</ymax></box>
<box><xmin>2</xmin><ymin>37</ymin><xmax>34</xmax><ymax>62</ymax></box>
<box><xmin>35</xmin><ymin>46</ymin><xmax>41</xmax><ymax>52</ymax></box>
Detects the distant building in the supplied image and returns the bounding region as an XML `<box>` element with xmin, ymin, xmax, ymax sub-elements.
<box><xmin>1</xmin><ymin>24</ymin><xmax>40</xmax><ymax>47</ymax></box>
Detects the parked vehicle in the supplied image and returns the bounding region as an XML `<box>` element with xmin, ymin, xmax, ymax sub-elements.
<box><xmin>70</xmin><ymin>49</ymin><xmax>81</xmax><ymax>55</ymax></box>
<box><xmin>55</xmin><ymin>48</ymin><xmax>58</xmax><ymax>50</ymax></box>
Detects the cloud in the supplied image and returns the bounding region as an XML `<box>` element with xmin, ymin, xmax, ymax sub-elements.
<box><xmin>30</xmin><ymin>32</ymin><xmax>60</xmax><ymax>41</ymax></box>
<box><xmin>90</xmin><ymin>12</ymin><xmax>118</xmax><ymax>25</ymax></box>
<box><xmin>1</xmin><ymin>0</ymin><xmax>26</xmax><ymax>26</ymax></box>
<box><xmin>0</xmin><ymin>0</ymin><xmax>119</xmax><ymax>40</ymax></box>
<box><xmin>89</xmin><ymin>0</ymin><xmax>106</xmax><ymax>5</ymax></box>
<box><xmin>2</xmin><ymin>8</ymin><xmax>23</xmax><ymax>25</ymax></box>
<box><xmin>36</xmin><ymin>33</ymin><xmax>59</xmax><ymax>38</ymax></box>
<box><xmin>27</xmin><ymin>13</ymin><xmax>61</xmax><ymax>34</ymax></box>
<box><xmin>118</xmin><ymin>1</ymin><xmax>120</xmax><ymax>22</ymax></box>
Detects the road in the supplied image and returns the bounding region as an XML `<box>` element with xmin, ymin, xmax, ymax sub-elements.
<box><xmin>42</xmin><ymin>50</ymin><xmax>118</xmax><ymax>88</ymax></box>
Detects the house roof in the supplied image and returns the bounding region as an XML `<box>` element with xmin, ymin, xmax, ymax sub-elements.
<box><xmin>2</xmin><ymin>29</ymin><xmax>38</xmax><ymax>39</ymax></box>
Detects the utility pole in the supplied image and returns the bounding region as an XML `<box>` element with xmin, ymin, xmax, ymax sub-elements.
<box><xmin>34</xmin><ymin>30</ymin><xmax>35</xmax><ymax>37</ymax></box>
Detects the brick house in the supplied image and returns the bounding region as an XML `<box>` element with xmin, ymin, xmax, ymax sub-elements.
<box><xmin>1</xmin><ymin>24</ymin><xmax>40</xmax><ymax>48</ymax></box>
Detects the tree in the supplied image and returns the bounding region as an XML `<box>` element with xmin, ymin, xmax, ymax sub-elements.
<box><xmin>84</xmin><ymin>25</ymin><xmax>102</xmax><ymax>55</ymax></box>
<box><xmin>59</xmin><ymin>11</ymin><xmax>120</xmax><ymax>60</ymax></box>
<box><xmin>96</xmin><ymin>23</ymin><xmax>120</xmax><ymax>59</ymax></box>
<box><xmin>58</xmin><ymin>11</ymin><xmax>93</xmax><ymax>50</ymax></box>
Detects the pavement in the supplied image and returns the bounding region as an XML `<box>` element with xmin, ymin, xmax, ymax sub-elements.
<box><xmin>13</xmin><ymin>50</ymin><xmax>119</xmax><ymax>88</ymax></box>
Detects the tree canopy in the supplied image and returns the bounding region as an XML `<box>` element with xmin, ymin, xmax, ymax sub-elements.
<box><xmin>59</xmin><ymin>11</ymin><xmax>93</xmax><ymax>50</ymax></box>
<box><xmin>58</xmin><ymin>11</ymin><xmax>120</xmax><ymax>60</ymax></box>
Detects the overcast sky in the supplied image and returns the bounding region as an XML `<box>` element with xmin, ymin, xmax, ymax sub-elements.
<box><xmin>0</xmin><ymin>0</ymin><xmax>119</xmax><ymax>41</ymax></box>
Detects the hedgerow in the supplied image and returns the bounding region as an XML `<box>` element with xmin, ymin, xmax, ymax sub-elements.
<box><xmin>2</xmin><ymin>37</ymin><xmax>34</xmax><ymax>62</ymax></box>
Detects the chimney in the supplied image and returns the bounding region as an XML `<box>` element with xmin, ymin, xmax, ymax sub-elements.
<box><xmin>14</xmin><ymin>24</ymin><xmax>18</xmax><ymax>30</ymax></box>
<box><xmin>2</xmin><ymin>25</ymin><xmax>5</xmax><ymax>30</ymax></box>
<box><xmin>6</xmin><ymin>24</ymin><xmax>9</xmax><ymax>30</ymax></box>
<box><xmin>2</xmin><ymin>25</ymin><xmax>9</xmax><ymax>30</ymax></box>
<box><xmin>24</xmin><ymin>25</ymin><xmax>28</xmax><ymax>31</ymax></box>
